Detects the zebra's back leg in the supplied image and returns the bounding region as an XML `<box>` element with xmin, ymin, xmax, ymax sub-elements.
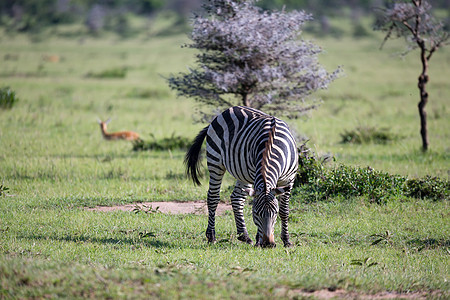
<box><xmin>278</xmin><ymin>191</ymin><xmax>293</xmax><ymax>247</ymax></box>
<box><xmin>206</xmin><ymin>162</ymin><xmax>226</xmax><ymax>244</ymax></box>
<box><xmin>230</xmin><ymin>181</ymin><xmax>253</xmax><ymax>244</ymax></box>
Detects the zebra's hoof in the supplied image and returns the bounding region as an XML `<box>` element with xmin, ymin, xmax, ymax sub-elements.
<box><xmin>206</xmin><ymin>235</ymin><xmax>217</xmax><ymax>244</ymax></box>
<box><xmin>206</xmin><ymin>230</ymin><xmax>216</xmax><ymax>244</ymax></box>
<box><xmin>283</xmin><ymin>241</ymin><xmax>293</xmax><ymax>248</ymax></box>
<box><xmin>207</xmin><ymin>236</ymin><xmax>217</xmax><ymax>244</ymax></box>
<box><xmin>237</xmin><ymin>234</ymin><xmax>253</xmax><ymax>244</ymax></box>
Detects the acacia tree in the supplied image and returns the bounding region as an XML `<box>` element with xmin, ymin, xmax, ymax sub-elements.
<box><xmin>375</xmin><ymin>0</ymin><xmax>449</xmax><ymax>151</ymax></box>
<box><xmin>168</xmin><ymin>0</ymin><xmax>339</xmax><ymax>120</ymax></box>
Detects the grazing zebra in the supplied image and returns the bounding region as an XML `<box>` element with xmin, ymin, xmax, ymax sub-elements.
<box><xmin>185</xmin><ymin>106</ymin><xmax>298</xmax><ymax>247</ymax></box>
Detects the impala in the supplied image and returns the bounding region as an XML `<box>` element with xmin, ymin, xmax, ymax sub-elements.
<box><xmin>97</xmin><ymin>119</ymin><xmax>140</xmax><ymax>141</ymax></box>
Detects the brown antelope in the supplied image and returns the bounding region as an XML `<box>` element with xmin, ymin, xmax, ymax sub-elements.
<box><xmin>97</xmin><ymin>118</ymin><xmax>140</xmax><ymax>141</ymax></box>
<box><xmin>42</xmin><ymin>54</ymin><xmax>60</xmax><ymax>63</ymax></box>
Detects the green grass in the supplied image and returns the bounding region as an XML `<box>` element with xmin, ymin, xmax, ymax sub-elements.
<box><xmin>0</xmin><ymin>19</ymin><xmax>449</xmax><ymax>298</ymax></box>
<box><xmin>1</xmin><ymin>200</ymin><xmax>449</xmax><ymax>298</ymax></box>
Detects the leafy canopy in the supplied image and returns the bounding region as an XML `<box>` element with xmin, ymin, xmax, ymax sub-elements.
<box><xmin>168</xmin><ymin>0</ymin><xmax>340</xmax><ymax>120</ymax></box>
<box><xmin>375</xmin><ymin>0</ymin><xmax>449</xmax><ymax>55</ymax></box>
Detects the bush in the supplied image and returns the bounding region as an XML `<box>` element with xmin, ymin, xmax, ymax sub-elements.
<box><xmin>340</xmin><ymin>126</ymin><xmax>400</xmax><ymax>144</ymax></box>
<box><xmin>86</xmin><ymin>67</ymin><xmax>127</xmax><ymax>79</ymax></box>
<box><xmin>294</xmin><ymin>141</ymin><xmax>331</xmax><ymax>186</ymax></box>
<box><xmin>126</xmin><ymin>88</ymin><xmax>169</xmax><ymax>99</ymax></box>
<box><xmin>404</xmin><ymin>176</ymin><xmax>449</xmax><ymax>201</ymax></box>
<box><xmin>353</xmin><ymin>23</ymin><xmax>372</xmax><ymax>38</ymax></box>
<box><xmin>294</xmin><ymin>145</ymin><xmax>448</xmax><ymax>203</ymax></box>
<box><xmin>132</xmin><ymin>133</ymin><xmax>190</xmax><ymax>151</ymax></box>
<box><xmin>296</xmin><ymin>163</ymin><xmax>406</xmax><ymax>204</ymax></box>
<box><xmin>0</xmin><ymin>86</ymin><xmax>19</xmax><ymax>109</ymax></box>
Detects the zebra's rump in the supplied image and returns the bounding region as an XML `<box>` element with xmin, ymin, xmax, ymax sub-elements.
<box><xmin>205</xmin><ymin>106</ymin><xmax>298</xmax><ymax>187</ymax></box>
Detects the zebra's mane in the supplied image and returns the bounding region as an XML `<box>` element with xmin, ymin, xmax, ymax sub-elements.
<box><xmin>261</xmin><ymin>118</ymin><xmax>277</xmax><ymax>189</ymax></box>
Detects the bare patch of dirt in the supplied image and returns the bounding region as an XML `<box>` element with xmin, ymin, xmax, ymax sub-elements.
<box><xmin>86</xmin><ymin>201</ymin><xmax>232</xmax><ymax>215</ymax></box>
<box><xmin>289</xmin><ymin>288</ymin><xmax>435</xmax><ymax>299</ymax></box>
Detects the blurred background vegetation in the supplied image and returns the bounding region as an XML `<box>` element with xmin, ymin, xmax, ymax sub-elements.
<box><xmin>0</xmin><ymin>1</ymin><xmax>448</xmax><ymax>178</ymax></box>
<box><xmin>1</xmin><ymin>0</ymin><xmax>449</xmax><ymax>38</ymax></box>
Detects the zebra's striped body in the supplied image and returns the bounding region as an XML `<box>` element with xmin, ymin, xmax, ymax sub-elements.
<box><xmin>186</xmin><ymin>106</ymin><xmax>298</xmax><ymax>247</ymax></box>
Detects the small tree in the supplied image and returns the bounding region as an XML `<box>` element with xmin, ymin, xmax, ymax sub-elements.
<box><xmin>375</xmin><ymin>0</ymin><xmax>449</xmax><ymax>151</ymax></box>
<box><xmin>168</xmin><ymin>0</ymin><xmax>339</xmax><ymax>120</ymax></box>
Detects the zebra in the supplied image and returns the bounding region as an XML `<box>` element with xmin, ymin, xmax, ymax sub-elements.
<box><xmin>185</xmin><ymin>106</ymin><xmax>298</xmax><ymax>248</ymax></box>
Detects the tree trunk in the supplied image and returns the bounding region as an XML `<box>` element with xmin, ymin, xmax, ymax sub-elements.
<box><xmin>242</xmin><ymin>93</ymin><xmax>250</xmax><ymax>107</ymax></box>
<box><xmin>418</xmin><ymin>42</ymin><xmax>429</xmax><ymax>151</ymax></box>
<box><xmin>418</xmin><ymin>75</ymin><xmax>428</xmax><ymax>151</ymax></box>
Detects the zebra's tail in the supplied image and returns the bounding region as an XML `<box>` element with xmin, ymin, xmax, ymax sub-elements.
<box><xmin>185</xmin><ymin>126</ymin><xmax>209</xmax><ymax>186</ymax></box>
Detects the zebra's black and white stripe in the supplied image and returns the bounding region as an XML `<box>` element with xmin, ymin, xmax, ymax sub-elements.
<box><xmin>185</xmin><ymin>106</ymin><xmax>298</xmax><ymax>247</ymax></box>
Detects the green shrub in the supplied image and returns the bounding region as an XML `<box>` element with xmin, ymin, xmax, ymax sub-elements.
<box><xmin>0</xmin><ymin>86</ymin><xmax>19</xmax><ymax>109</ymax></box>
<box><xmin>126</xmin><ymin>88</ymin><xmax>169</xmax><ymax>99</ymax></box>
<box><xmin>353</xmin><ymin>23</ymin><xmax>372</xmax><ymax>38</ymax></box>
<box><xmin>404</xmin><ymin>176</ymin><xmax>449</xmax><ymax>201</ymax></box>
<box><xmin>340</xmin><ymin>126</ymin><xmax>400</xmax><ymax>144</ymax></box>
<box><xmin>132</xmin><ymin>133</ymin><xmax>191</xmax><ymax>151</ymax></box>
<box><xmin>296</xmin><ymin>163</ymin><xmax>406</xmax><ymax>204</ymax></box>
<box><xmin>294</xmin><ymin>141</ymin><xmax>330</xmax><ymax>186</ymax></box>
<box><xmin>86</xmin><ymin>67</ymin><xmax>127</xmax><ymax>79</ymax></box>
<box><xmin>294</xmin><ymin>145</ymin><xmax>448</xmax><ymax>203</ymax></box>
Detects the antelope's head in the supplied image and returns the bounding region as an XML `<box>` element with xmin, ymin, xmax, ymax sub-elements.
<box><xmin>97</xmin><ymin>118</ymin><xmax>111</xmax><ymax>132</ymax></box>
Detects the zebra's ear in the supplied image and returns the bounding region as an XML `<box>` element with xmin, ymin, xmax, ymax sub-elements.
<box><xmin>243</xmin><ymin>188</ymin><xmax>255</xmax><ymax>196</ymax></box>
<box><xmin>272</xmin><ymin>186</ymin><xmax>290</xmax><ymax>196</ymax></box>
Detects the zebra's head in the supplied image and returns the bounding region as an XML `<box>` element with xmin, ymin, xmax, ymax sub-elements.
<box><xmin>245</xmin><ymin>185</ymin><xmax>290</xmax><ymax>248</ymax></box>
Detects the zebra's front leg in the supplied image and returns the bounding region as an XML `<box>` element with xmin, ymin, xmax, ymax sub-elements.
<box><xmin>205</xmin><ymin>163</ymin><xmax>225</xmax><ymax>244</ymax></box>
<box><xmin>278</xmin><ymin>191</ymin><xmax>293</xmax><ymax>247</ymax></box>
<box><xmin>231</xmin><ymin>181</ymin><xmax>253</xmax><ymax>244</ymax></box>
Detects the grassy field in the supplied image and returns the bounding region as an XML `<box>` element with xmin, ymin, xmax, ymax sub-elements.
<box><xmin>0</xmin><ymin>19</ymin><xmax>449</xmax><ymax>299</ymax></box>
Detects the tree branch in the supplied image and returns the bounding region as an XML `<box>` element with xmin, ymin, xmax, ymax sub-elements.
<box><xmin>401</xmin><ymin>20</ymin><xmax>415</xmax><ymax>36</ymax></box>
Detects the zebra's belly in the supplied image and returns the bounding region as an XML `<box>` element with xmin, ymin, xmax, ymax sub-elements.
<box><xmin>223</xmin><ymin>157</ymin><xmax>256</xmax><ymax>185</ymax></box>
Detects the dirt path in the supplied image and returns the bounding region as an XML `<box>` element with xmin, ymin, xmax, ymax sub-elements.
<box><xmin>291</xmin><ymin>288</ymin><xmax>432</xmax><ymax>299</ymax></box>
<box><xmin>86</xmin><ymin>201</ymin><xmax>232</xmax><ymax>215</ymax></box>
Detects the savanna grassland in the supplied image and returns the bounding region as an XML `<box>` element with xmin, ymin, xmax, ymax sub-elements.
<box><xmin>0</xmin><ymin>15</ymin><xmax>449</xmax><ymax>299</ymax></box>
